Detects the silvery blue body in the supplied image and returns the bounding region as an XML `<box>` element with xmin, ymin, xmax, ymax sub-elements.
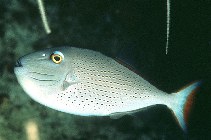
<box><xmin>14</xmin><ymin>47</ymin><xmax>200</xmax><ymax>131</ymax></box>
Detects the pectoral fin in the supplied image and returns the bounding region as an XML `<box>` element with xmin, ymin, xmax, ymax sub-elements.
<box><xmin>61</xmin><ymin>71</ymin><xmax>79</xmax><ymax>91</ymax></box>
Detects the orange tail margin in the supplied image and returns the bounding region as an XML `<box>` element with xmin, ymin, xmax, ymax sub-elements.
<box><xmin>169</xmin><ymin>81</ymin><xmax>201</xmax><ymax>132</ymax></box>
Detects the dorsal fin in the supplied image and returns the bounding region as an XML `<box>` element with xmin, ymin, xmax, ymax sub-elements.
<box><xmin>114</xmin><ymin>58</ymin><xmax>140</xmax><ymax>75</ymax></box>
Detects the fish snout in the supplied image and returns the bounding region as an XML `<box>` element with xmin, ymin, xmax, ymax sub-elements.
<box><xmin>15</xmin><ymin>59</ymin><xmax>23</xmax><ymax>67</ymax></box>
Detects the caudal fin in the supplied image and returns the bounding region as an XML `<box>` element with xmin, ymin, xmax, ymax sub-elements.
<box><xmin>168</xmin><ymin>81</ymin><xmax>201</xmax><ymax>132</ymax></box>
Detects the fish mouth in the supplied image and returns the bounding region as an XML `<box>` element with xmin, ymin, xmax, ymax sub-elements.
<box><xmin>15</xmin><ymin>59</ymin><xmax>23</xmax><ymax>67</ymax></box>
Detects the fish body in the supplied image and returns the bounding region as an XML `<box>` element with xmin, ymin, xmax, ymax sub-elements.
<box><xmin>14</xmin><ymin>47</ymin><xmax>200</xmax><ymax>131</ymax></box>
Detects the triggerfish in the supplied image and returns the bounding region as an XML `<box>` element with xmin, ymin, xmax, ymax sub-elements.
<box><xmin>14</xmin><ymin>47</ymin><xmax>200</xmax><ymax>131</ymax></box>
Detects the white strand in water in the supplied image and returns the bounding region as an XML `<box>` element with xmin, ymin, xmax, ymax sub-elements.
<box><xmin>36</xmin><ymin>0</ymin><xmax>170</xmax><ymax>53</ymax></box>
<box><xmin>37</xmin><ymin>0</ymin><xmax>51</xmax><ymax>34</ymax></box>
<box><xmin>166</xmin><ymin>0</ymin><xmax>170</xmax><ymax>54</ymax></box>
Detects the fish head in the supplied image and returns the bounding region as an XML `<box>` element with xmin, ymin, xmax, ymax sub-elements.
<box><xmin>14</xmin><ymin>46</ymin><xmax>74</xmax><ymax>106</ymax></box>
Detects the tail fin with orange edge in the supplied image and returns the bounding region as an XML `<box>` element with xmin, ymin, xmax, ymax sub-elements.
<box><xmin>168</xmin><ymin>81</ymin><xmax>201</xmax><ymax>132</ymax></box>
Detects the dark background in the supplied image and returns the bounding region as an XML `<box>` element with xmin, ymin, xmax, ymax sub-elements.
<box><xmin>0</xmin><ymin>0</ymin><xmax>210</xmax><ymax>139</ymax></box>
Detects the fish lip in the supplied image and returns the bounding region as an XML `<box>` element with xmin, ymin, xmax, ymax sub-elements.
<box><xmin>15</xmin><ymin>59</ymin><xmax>23</xmax><ymax>67</ymax></box>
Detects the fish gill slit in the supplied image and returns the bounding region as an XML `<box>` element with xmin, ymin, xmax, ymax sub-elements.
<box><xmin>38</xmin><ymin>83</ymin><xmax>58</xmax><ymax>87</ymax></box>
<box><xmin>29</xmin><ymin>71</ymin><xmax>55</xmax><ymax>76</ymax></box>
<box><xmin>29</xmin><ymin>76</ymin><xmax>57</xmax><ymax>82</ymax></box>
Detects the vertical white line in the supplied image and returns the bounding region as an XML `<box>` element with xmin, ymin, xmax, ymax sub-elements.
<box><xmin>37</xmin><ymin>0</ymin><xmax>51</xmax><ymax>34</ymax></box>
<box><xmin>166</xmin><ymin>0</ymin><xmax>170</xmax><ymax>54</ymax></box>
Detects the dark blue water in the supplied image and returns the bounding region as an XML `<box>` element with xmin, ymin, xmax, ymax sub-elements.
<box><xmin>0</xmin><ymin>0</ymin><xmax>210</xmax><ymax>139</ymax></box>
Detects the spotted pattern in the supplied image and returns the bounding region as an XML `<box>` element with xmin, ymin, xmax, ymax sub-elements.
<box><xmin>55</xmin><ymin>48</ymin><xmax>161</xmax><ymax>115</ymax></box>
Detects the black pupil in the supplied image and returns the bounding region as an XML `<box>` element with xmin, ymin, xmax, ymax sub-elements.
<box><xmin>54</xmin><ymin>56</ymin><xmax>60</xmax><ymax>61</ymax></box>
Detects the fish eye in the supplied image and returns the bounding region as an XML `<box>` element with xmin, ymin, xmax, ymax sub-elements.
<box><xmin>51</xmin><ymin>51</ymin><xmax>64</xmax><ymax>64</ymax></box>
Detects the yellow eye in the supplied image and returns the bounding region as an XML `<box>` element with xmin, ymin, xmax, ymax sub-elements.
<box><xmin>51</xmin><ymin>51</ymin><xmax>64</xmax><ymax>64</ymax></box>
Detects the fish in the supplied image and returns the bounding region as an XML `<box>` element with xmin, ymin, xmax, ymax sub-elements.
<box><xmin>14</xmin><ymin>46</ymin><xmax>200</xmax><ymax>131</ymax></box>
